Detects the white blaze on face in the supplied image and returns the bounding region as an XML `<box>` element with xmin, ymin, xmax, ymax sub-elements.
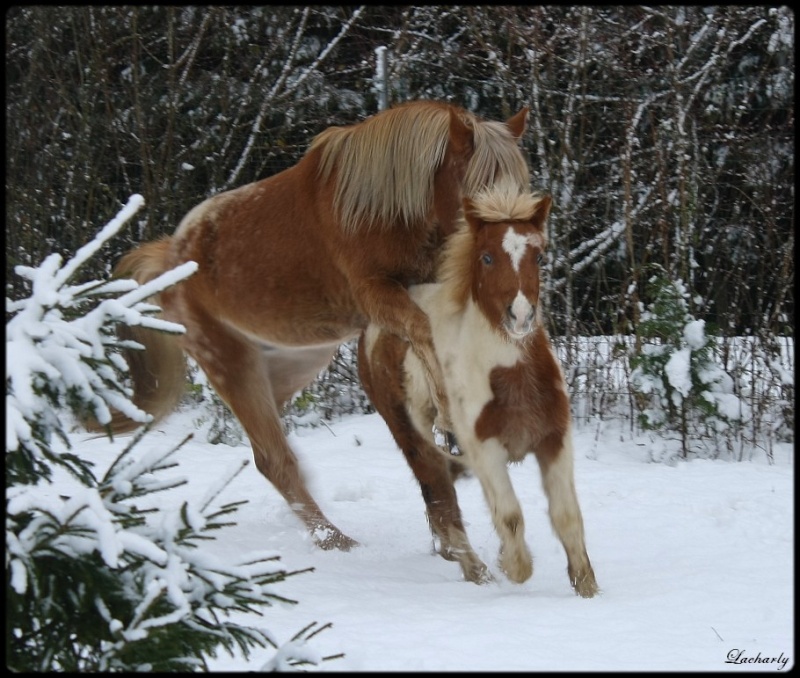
<box><xmin>502</xmin><ymin>228</ymin><xmax>529</xmax><ymax>273</ymax></box>
<box><xmin>502</xmin><ymin>227</ymin><xmax>545</xmax><ymax>273</ymax></box>
<box><xmin>500</xmin><ymin>226</ymin><xmax>545</xmax><ymax>336</ymax></box>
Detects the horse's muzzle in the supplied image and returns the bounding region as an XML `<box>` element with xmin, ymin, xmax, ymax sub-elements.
<box><xmin>504</xmin><ymin>302</ymin><xmax>536</xmax><ymax>339</ymax></box>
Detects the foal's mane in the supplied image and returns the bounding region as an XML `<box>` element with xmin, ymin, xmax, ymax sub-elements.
<box><xmin>310</xmin><ymin>101</ymin><xmax>530</xmax><ymax>234</ymax></box>
<box><xmin>438</xmin><ymin>181</ymin><xmax>548</xmax><ymax>309</ymax></box>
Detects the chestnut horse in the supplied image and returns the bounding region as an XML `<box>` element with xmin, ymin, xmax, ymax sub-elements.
<box><xmin>99</xmin><ymin>100</ymin><xmax>531</xmax><ymax>551</ymax></box>
<box><xmin>358</xmin><ymin>180</ymin><xmax>599</xmax><ymax>597</ymax></box>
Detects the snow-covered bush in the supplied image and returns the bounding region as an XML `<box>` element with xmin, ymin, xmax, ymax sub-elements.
<box><xmin>6</xmin><ymin>195</ymin><xmax>195</xmax><ymax>486</ymax></box>
<box><xmin>283</xmin><ymin>340</ymin><xmax>373</xmax><ymax>433</ymax></box>
<box><xmin>630</xmin><ymin>269</ymin><xmax>745</xmax><ymax>458</ymax></box>
<box><xmin>6</xmin><ymin>195</ymin><xmax>339</xmax><ymax>671</ymax></box>
<box><xmin>188</xmin><ymin>339</ymin><xmax>373</xmax><ymax>446</ymax></box>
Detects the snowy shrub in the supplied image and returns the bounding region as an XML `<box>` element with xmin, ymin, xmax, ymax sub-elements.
<box><xmin>283</xmin><ymin>340</ymin><xmax>374</xmax><ymax>434</ymax></box>
<box><xmin>187</xmin><ymin>340</ymin><xmax>372</xmax><ymax>445</ymax></box>
<box><xmin>6</xmin><ymin>195</ymin><xmax>340</xmax><ymax>671</ymax></box>
<box><xmin>630</xmin><ymin>269</ymin><xmax>745</xmax><ymax>458</ymax></box>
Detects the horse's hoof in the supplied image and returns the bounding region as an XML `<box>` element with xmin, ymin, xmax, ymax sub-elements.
<box><xmin>465</xmin><ymin>563</ymin><xmax>495</xmax><ymax>585</ymax></box>
<box><xmin>500</xmin><ymin>547</ymin><xmax>533</xmax><ymax>583</ymax></box>
<box><xmin>313</xmin><ymin>527</ymin><xmax>359</xmax><ymax>551</ymax></box>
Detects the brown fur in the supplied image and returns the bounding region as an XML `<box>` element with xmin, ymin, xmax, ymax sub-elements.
<box><xmin>92</xmin><ymin>100</ymin><xmax>531</xmax><ymax>552</ymax></box>
<box><xmin>360</xmin><ymin>184</ymin><xmax>599</xmax><ymax>596</ymax></box>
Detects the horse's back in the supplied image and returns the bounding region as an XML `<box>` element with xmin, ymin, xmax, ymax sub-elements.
<box><xmin>163</xmin><ymin>161</ymin><xmax>371</xmax><ymax>343</ymax></box>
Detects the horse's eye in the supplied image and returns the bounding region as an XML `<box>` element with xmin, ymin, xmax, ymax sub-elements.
<box><xmin>537</xmin><ymin>253</ymin><xmax>546</xmax><ymax>266</ymax></box>
<box><xmin>482</xmin><ymin>253</ymin><xmax>493</xmax><ymax>265</ymax></box>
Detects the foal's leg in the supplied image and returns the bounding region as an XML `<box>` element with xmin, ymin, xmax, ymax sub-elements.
<box><xmin>184</xmin><ymin>319</ymin><xmax>357</xmax><ymax>550</ymax></box>
<box><xmin>467</xmin><ymin>438</ymin><xmax>533</xmax><ymax>584</ymax></box>
<box><xmin>536</xmin><ymin>428</ymin><xmax>599</xmax><ymax>598</ymax></box>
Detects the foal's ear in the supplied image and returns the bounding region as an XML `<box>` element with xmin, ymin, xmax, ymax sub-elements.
<box><xmin>530</xmin><ymin>195</ymin><xmax>552</xmax><ymax>229</ymax></box>
<box><xmin>506</xmin><ymin>107</ymin><xmax>529</xmax><ymax>140</ymax></box>
<box><xmin>448</xmin><ymin>109</ymin><xmax>475</xmax><ymax>156</ymax></box>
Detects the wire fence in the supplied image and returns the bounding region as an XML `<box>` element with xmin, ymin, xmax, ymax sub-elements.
<box><xmin>271</xmin><ymin>333</ymin><xmax>794</xmax><ymax>462</ymax></box>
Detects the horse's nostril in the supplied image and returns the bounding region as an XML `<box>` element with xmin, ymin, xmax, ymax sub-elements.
<box><xmin>507</xmin><ymin>305</ymin><xmax>516</xmax><ymax>320</ymax></box>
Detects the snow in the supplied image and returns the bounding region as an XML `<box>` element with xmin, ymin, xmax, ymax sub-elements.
<box><xmin>665</xmin><ymin>347</ymin><xmax>693</xmax><ymax>398</ymax></box>
<box><xmin>7</xmin><ymin>193</ymin><xmax>792</xmax><ymax>670</ymax></box>
<box><xmin>57</xmin><ymin>407</ymin><xmax>794</xmax><ymax>671</ymax></box>
<box><xmin>684</xmin><ymin>318</ymin><xmax>707</xmax><ymax>349</ymax></box>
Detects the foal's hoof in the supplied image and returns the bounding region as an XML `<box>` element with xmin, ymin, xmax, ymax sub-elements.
<box><xmin>500</xmin><ymin>546</ymin><xmax>533</xmax><ymax>584</ymax></box>
<box><xmin>313</xmin><ymin>528</ymin><xmax>359</xmax><ymax>551</ymax></box>
<box><xmin>432</xmin><ymin>425</ymin><xmax>461</xmax><ymax>455</ymax></box>
<box><xmin>571</xmin><ymin>570</ymin><xmax>600</xmax><ymax>598</ymax></box>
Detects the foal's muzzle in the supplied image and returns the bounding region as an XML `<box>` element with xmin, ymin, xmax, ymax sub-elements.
<box><xmin>504</xmin><ymin>302</ymin><xmax>536</xmax><ymax>339</ymax></box>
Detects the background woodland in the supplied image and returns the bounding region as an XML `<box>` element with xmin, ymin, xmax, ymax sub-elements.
<box><xmin>6</xmin><ymin>6</ymin><xmax>794</xmax><ymax>446</ymax></box>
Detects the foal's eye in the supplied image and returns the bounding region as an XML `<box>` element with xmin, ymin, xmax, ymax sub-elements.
<box><xmin>481</xmin><ymin>253</ymin><xmax>493</xmax><ymax>265</ymax></box>
<box><xmin>537</xmin><ymin>253</ymin><xmax>546</xmax><ymax>266</ymax></box>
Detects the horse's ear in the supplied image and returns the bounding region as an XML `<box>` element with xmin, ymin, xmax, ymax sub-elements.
<box><xmin>506</xmin><ymin>107</ymin><xmax>529</xmax><ymax>140</ymax></box>
<box><xmin>530</xmin><ymin>195</ymin><xmax>552</xmax><ymax>230</ymax></box>
<box><xmin>448</xmin><ymin>109</ymin><xmax>475</xmax><ymax>157</ymax></box>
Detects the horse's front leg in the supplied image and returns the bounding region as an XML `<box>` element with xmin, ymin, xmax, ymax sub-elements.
<box><xmin>358</xmin><ymin>329</ymin><xmax>491</xmax><ymax>584</ymax></box>
<box><xmin>403</xmin><ymin>439</ymin><xmax>491</xmax><ymax>584</ymax></box>
<box><xmin>468</xmin><ymin>439</ymin><xmax>533</xmax><ymax>584</ymax></box>
<box><xmin>405</xmin><ymin>312</ymin><xmax>453</xmax><ymax>437</ymax></box>
<box><xmin>354</xmin><ymin>278</ymin><xmax>453</xmax><ymax>437</ymax></box>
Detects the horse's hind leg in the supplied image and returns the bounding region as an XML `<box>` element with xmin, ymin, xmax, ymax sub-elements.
<box><xmin>185</xmin><ymin>318</ymin><xmax>357</xmax><ymax>550</ymax></box>
<box><xmin>536</xmin><ymin>428</ymin><xmax>599</xmax><ymax>598</ymax></box>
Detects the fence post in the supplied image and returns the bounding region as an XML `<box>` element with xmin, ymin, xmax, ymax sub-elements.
<box><xmin>374</xmin><ymin>45</ymin><xmax>388</xmax><ymax>110</ymax></box>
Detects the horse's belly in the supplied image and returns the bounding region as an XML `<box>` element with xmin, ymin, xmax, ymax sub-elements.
<box><xmin>231</xmin><ymin>297</ymin><xmax>365</xmax><ymax>347</ymax></box>
<box><xmin>172</xmin><ymin>260</ymin><xmax>365</xmax><ymax>348</ymax></box>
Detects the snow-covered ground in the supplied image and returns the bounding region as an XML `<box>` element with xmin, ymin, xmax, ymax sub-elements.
<box><xmin>66</xmin><ymin>408</ymin><xmax>794</xmax><ymax>671</ymax></box>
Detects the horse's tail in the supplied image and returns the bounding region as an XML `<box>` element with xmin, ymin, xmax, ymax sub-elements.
<box><xmin>86</xmin><ymin>238</ymin><xmax>188</xmax><ymax>434</ymax></box>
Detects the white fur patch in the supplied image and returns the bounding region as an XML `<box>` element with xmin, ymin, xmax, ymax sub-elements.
<box><xmin>406</xmin><ymin>283</ymin><xmax>522</xmax><ymax>440</ymax></box>
<box><xmin>509</xmin><ymin>290</ymin><xmax>532</xmax><ymax>333</ymax></box>
<box><xmin>502</xmin><ymin>228</ymin><xmax>528</xmax><ymax>272</ymax></box>
<box><xmin>502</xmin><ymin>228</ymin><xmax>544</xmax><ymax>272</ymax></box>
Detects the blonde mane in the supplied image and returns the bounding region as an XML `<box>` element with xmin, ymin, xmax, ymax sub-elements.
<box><xmin>438</xmin><ymin>181</ymin><xmax>548</xmax><ymax>308</ymax></box>
<box><xmin>310</xmin><ymin>101</ymin><xmax>531</xmax><ymax>233</ymax></box>
<box><xmin>464</xmin><ymin>120</ymin><xmax>530</xmax><ymax>198</ymax></box>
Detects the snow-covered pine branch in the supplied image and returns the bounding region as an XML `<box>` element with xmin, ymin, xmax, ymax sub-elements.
<box><xmin>6</xmin><ymin>194</ymin><xmax>197</xmax><ymax>485</ymax></box>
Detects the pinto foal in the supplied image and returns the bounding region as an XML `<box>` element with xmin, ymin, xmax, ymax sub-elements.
<box><xmin>359</xmin><ymin>182</ymin><xmax>599</xmax><ymax>597</ymax></box>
